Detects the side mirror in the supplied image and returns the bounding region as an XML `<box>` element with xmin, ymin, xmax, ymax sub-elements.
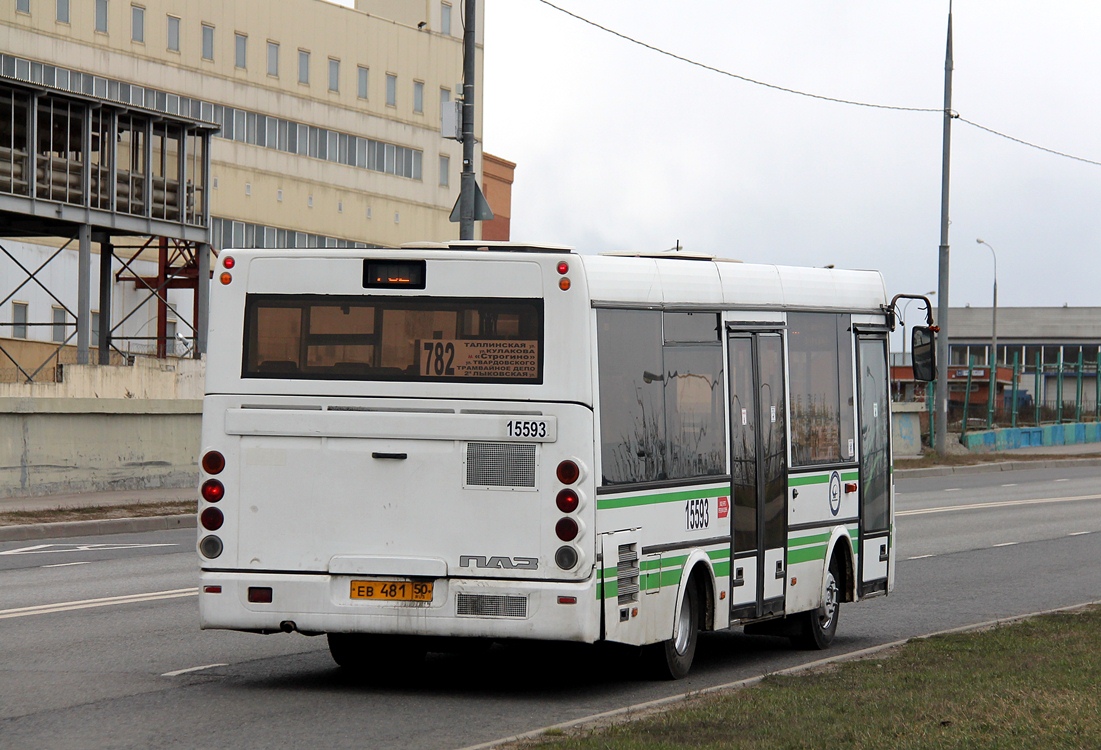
<box><xmin>911</xmin><ymin>326</ymin><xmax>936</xmax><ymax>382</ymax></box>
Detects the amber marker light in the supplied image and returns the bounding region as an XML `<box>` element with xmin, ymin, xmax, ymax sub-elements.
<box><xmin>559</xmin><ymin>277</ymin><xmax>571</xmax><ymax>291</ymax></box>
<box><xmin>219</xmin><ymin>272</ymin><xmax>233</xmax><ymax>285</ymax></box>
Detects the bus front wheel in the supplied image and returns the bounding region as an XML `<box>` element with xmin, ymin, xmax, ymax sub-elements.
<box><xmin>645</xmin><ymin>580</ymin><xmax>699</xmax><ymax>679</ymax></box>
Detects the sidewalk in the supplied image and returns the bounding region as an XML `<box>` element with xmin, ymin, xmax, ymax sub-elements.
<box><xmin>0</xmin><ymin>486</ymin><xmax>196</xmax><ymax>542</ymax></box>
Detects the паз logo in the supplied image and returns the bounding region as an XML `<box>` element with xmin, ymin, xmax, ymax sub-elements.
<box><xmin>829</xmin><ymin>471</ymin><xmax>842</xmax><ymax>517</ymax></box>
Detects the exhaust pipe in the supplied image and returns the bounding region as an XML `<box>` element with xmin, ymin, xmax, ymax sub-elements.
<box><xmin>280</xmin><ymin>620</ymin><xmax>297</xmax><ymax>633</ymax></box>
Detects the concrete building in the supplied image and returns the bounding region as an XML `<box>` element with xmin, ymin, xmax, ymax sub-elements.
<box><xmin>1</xmin><ymin>0</ymin><xmax>500</xmax><ymax>377</ymax></box>
<box><xmin>947</xmin><ymin>306</ymin><xmax>1101</xmax><ymax>411</ymax></box>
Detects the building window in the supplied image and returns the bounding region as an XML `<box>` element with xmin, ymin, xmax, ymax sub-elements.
<box><xmin>235</xmin><ymin>32</ymin><xmax>247</xmax><ymax>69</ymax></box>
<box><xmin>17</xmin><ymin>0</ymin><xmax>30</xmax><ymax>14</ymax></box>
<box><xmin>131</xmin><ymin>5</ymin><xmax>144</xmax><ymax>43</ymax></box>
<box><xmin>52</xmin><ymin>307</ymin><xmax>67</xmax><ymax>343</ymax></box>
<box><xmin>385</xmin><ymin>73</ymin><xmax>397</xmax><ymax>107</ymax></box>
<box><xmin>439</xmin><ymin>154</ymin><xmax>449</xmax><ymax>187</ymax></box>
<box><xmin>94</xmin><ymin>0</ymin><xmax>106</xmax><ymax>31</ymax></box>
<box><xmin>357</xmin><ymin>65</ymin><xmax>368</xmax><ymax>99</ymax></box>
<box><xmin>413</xmin><ymin>81</ymin><xmax>424</xmax><ymax>114</ymax></box>
<box><xmin>167</xmin><ymin>15</ymin><xmax>180</xmax><ymax>52</ymax></box>
<box><xmin>328</xmin><ymin>58</ymin><xmax>340</xmax><ymax>92</ymax></box>
<box><xmin>298</xmin><ymin>49</ymin><xmax>309</xmax><ymax>84</ymax></box>
<box><xmin>201</xmin><ymin>23</ymin><xmax>214</xmax><ymax>60</ymax></box>
<box><xmin>267</xmin><ymin>41</ymin><xmax>279</xmax><ymax>76</ymax></box>
<box><xmin>441</xmin><ymin>2</ymin><xmax>452</xmax><ymax>35</ymax></box>
<box><xmin>12</xmin><ymin>302</ymin><xmax>28</xmax><ymax>339</ymax></box>
<box><xmin>56</xmin><ymin>0</ymin><xmax>69</xmax><ymax>23</ymax></box>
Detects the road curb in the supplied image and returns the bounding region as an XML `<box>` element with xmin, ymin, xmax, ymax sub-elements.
<box><xmin>458</xmin><ymin>599</ymin><xmax>1101</xmax><ymax>750</ymax></box>
<box><xmin>896</xmin><ymin>456</ymin><xmax>1101</xmax><ymax>479</ymax></box>
<box><xmin>0</xmin><ymin>514</ymin><xmax>196</xmax><ymax>542</ymax></box>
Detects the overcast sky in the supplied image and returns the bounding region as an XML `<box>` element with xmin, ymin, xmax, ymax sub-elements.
<box><xmin>475</xmin><ymin>0</ymin><xmax>1101</xmax><ymax>322</ymax></box>
<box><xmin>329</xmin><ymin>2</ymin><xmax>1100</xmax><ymax>322</ymax></box>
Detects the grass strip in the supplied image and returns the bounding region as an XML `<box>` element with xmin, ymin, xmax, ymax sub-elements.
<box><xmin>517</xmin><ymin>606</ymin><xmax>1101</xmax><ymax>750</ymax></box>
<box><xmin>0</xmin><ymin>501</ymin><xmax>196</xmax><ymax>526</ymax></box>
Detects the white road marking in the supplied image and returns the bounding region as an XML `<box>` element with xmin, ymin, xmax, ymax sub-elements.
<box><xmin>1069</xmin><ymin>531</ymin><xmax>1093</xmax><ymax>536</ymax></box>
<box><xmin>1055</xmin><ymin>478</ymin><xmax>1070</xmax><ymax>483</ymax></box>
<box><xmin>0</xmin><ymin>542</ymin><xmax>178</xmax><ymax>556</ymax></box>
<box><xmin>907</xmin><ymin>554</ymin><xmax>935</xmax><ymax>560</ymax></box>
<box><xmin>162</xmin><ymin>663</ymin><xmax>228</xmax><ymax>677</ymax></box>
<box><xmin>1001</xmin><ymin>483</ymin><xmax>1018</xmax><ymax>487</ymax></box>
<box><xmin>994</xmin><ymin>542</ymin><xmax>1019</xmax><ymax>547</ymax></box>
<box><xmin>898</xmin><ymin>493</ymin><xmax>1101</xmax><ymax>517</ymax></box>
<box><xmin>41</xmin><ymin>561</ymin><xmax>91</xmax><ymax>568</ymax></box>
<box><xmin>0</xmin><ymin>588</ymin><xmax>198</xmax><ymax>620</ymax></box>
<box><xmin>944</xmin><ymin>488</ymin><xmax>961</xmax><ymax>492</ymax></box>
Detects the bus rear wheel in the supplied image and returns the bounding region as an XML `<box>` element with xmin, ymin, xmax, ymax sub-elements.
<box><xmin>327</xmin><ymin>632</ymin><xmax>426</xmax><ymax>672</ymax></box>
<box><xmin>792</xmin><ymin>559</ymin><xmax>840</xmax><ymax>650</ymax></box>
<box><xmin>645</xmin><ymin>580</ymin><xmax>699</xmax><ymax>680</ymax></box>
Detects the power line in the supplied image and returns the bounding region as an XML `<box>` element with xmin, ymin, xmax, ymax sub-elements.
<box><xmin>535</xmin><ymin>0</ymin><xmax>1100</xmax><ymax>168</ymax></box>
<box><xmin>536</xmin><ymin>0</ymin><xmax>938</xmax><ymax>113</ymax></box>
<box><xmin>956</xmin><ymin>116</ymin><xmax>1101</xmax><ymax>167</ymax></box>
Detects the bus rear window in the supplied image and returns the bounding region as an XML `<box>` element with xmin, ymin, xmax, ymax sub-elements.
<box><xmin>243</xmin><ymin>295</ymin><xmax>543</xmax><ymax>383</ymax></box>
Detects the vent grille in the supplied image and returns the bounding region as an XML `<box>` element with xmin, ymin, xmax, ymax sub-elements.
<box><xmin>456</xmin><ymin>593</ymin><xmax>528</xmax><ymax>618</ymax></box>
<box><xmin>465</xmin><ymin>442</ymin><xmax>537</xmax><ymax>488</ymax></box>
<box><xmin>617</xmin><ymin>543</ymin><xmax>640</xmax><ymax>605</ymax></box>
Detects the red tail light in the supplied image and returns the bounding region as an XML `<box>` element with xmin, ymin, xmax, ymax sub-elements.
<box><xmin>555</xmin><ymin>517</ymin><xmax>579</xmax><ymax>542</ymax></box>
<box><xmin>201</xmin><ymin>507</ymin><xmax>224</xmax><ymax>531</ymax></box>
<box><xmin>201</xmin><ymin>479</ymin><xmax>225</xmax><ymax>503</ymax></box>
<box><xmin>556</xmin><ymin>460</ymin><xmax>580</xmax><ymax>485</ymax></box>
<box><xmin>556</xmin><ymin>488</ymin><xmax>579</xmax><ymax>513</ymax></box>
<box><xmin>202</xmin><ymin>450</ymin><xmax>225</xmax><ymax>475</ymax></box>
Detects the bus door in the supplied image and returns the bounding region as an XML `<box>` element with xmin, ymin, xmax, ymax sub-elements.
<box><xmin>727</xmin><ymin>331</ymin><xmax>788</xmax><ymax>620</ymax></box>
<box><xmin>857</xmin><ymin>334</ymin><xmax>891</xmax><ymax>595</ymax></box>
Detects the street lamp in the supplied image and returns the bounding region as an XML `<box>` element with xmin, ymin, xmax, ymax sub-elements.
<box><xmin>976</xmin><ymin>238</ymin><xmax>998</xmax><ymax>426</ymax></box>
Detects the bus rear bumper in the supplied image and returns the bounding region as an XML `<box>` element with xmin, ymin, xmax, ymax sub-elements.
<box><xmin>199</xmin><ymin>570</ymin><xmax>602</xmax><ymax>643</ymax></box>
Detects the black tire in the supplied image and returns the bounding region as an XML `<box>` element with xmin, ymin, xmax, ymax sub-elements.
<box><xmin>792</xmin><ymin>558</ymin><xmax>840</xmax><ymax>650</ymax></box>
<box><xmin>327</xmin><ymin>633</ymin><xmax>426</xmax><ymax>672</ymax></box>
<box><xmin>645</xmin><ymin>580</ymin><xmax>700</xmax><ymax>680</ymax></box>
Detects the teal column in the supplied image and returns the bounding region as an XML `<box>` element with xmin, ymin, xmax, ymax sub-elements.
<box><xmin>962</xmin><ymin>356</ymin><xmax>975</xmax><ymax>437</ymax></box>
<box><xmin>1011</xmin><ymin>352</ymin><xmax>1019</xmax><ymax>430</ymax></box>
<box><xmin>1075</xmin><ymin>351</ymin><xmax>1084</xmax><ymax>423</ymax></box>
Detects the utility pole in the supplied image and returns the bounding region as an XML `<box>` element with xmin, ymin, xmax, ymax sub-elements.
<box><xmin>934</xmin><ymin>4</ymin><xmax>954</xmax><ymax>456</ymax></box>
<box><xmin>459</xmin><ymin>0</ymin><xmax>477</xmax><ymax>240</ymax></box>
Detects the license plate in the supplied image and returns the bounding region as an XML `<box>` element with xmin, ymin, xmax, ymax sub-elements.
<box><xmin>349</xmin><ymin>580</ymin><xmax>433</xmax><ymax>602</ymax></box>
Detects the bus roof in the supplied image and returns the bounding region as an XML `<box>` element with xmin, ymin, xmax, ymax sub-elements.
<box><xmin>578</xmin><ymin>253</ymin><xmax>888</xmax><ymax>313</ymax></box>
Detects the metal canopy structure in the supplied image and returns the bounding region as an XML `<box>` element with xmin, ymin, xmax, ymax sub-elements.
<box><xmin>0</xmin><ymin>68</ymin><xmax>215</xmax><ymax>381</ymax></box>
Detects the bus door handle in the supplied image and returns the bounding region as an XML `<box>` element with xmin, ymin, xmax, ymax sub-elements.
<box><xmin>733</xmin><ymin>567</ymin><xmax>745</xmax><ymax>587</ymax></box>
<box><xmin>372</xmin><ymin>452</ymin><xmax>408</xmax><ymax>460</ymax></box>
<box><xmin>775</xmin><ymin>561</ymin><xmax>785</xmax><ymax>579</ymax></box>
<box><xmin>879</xmin><ymin>543</ymin><xmax>889</xmax><ymax>562</ymax></box>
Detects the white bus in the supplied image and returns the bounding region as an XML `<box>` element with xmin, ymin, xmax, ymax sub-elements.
<box><xmin>197</xmin><ymin>242</ymin><xmax>935</xmax><ymax>679</ymax></box>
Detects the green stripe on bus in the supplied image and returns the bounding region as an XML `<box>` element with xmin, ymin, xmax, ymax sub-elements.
<box><xmin>788</xmin><ymin>545</ymin><xmax>827</xmax><ymax>565</ymax></box>
<box><xmin>789</xmin><ymin>531</ymin><xmax>832</xmax><ymax>548</ymax></box>
<box><xmin>597</xmin><ymin>485</ymin><xmax>728</xmax><ymax>511</ymax></box>
<box><xmin>788</xmin><ymin>474</ymin><xmax>829</xmax><ymax>487</ymax></box>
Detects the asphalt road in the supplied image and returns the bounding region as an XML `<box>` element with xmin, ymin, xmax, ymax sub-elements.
<box><xmin>1</xmin><ymin>465</ymin><xmax>1099</xmax><ymax>749</ymax></box>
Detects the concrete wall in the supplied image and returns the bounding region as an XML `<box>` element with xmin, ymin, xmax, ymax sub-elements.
<box><xmin>0</xmin><ymin>397</ymin><xmax>201</xmax><ymax>497</ymax></box>
<box><xmin>891</xmin><ymin>402</ymin><xmax>925</xmax><ymax>458</ymax></box>
<box><xmin>961</xmin><ymin>422</ymin><xmax>1101</xmax><ymax>452</ymax></box>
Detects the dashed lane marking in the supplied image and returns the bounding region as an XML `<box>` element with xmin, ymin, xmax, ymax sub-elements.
<box><xmin>162</xmin><ymin>663</ymin><xmax>228</xmax><ymax>677</ymax></box>
<box><xmin>898</xmin><ymin>493</ymin><xmax>1101</xmax><ymax>517</ymax></box>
